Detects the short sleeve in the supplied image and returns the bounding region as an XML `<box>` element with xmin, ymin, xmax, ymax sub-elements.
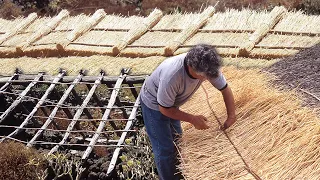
<box><xmin>208</xmin><ymin>71</ymin><xmax>228</xmax><ymax>91</ymax></box>
<box><xmin>157</xmin><ymin>80</ymin><xmax>178</xmax><ymax>108</ymax></box>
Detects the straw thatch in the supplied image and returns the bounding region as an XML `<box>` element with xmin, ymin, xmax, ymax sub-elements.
<box><xmin>202</xmin><ymin>9</ymin><xmax>271</xmax><ymax>31</ymax></box>
<box><xmin>0</xmin><ymin>6</ymin><xmax>319</xmax><ymax>59</ymax></box>
<box><xmin>179</xmin><ymin>66</ymin><xmax>320</xmax><ymax>179</ymax></box>
<box><xmin>17</xmin><ymin>10</ymin><xmax>69</xmax><ymax>51</ymax></box>
<box><xmin>164</xmin><ymin>6</ymin><xmax>215</xmax><ymax>56</ymax></box>
<box><xmin>0</xmin><ymin>55</ymin><xmax>165</xmax><ymax>76</ymax></box>
<box><xmin>56</xmin><ymin>9</ymin><xmax>106</xmax><ymax>50</ymax></box>
<box><xmin>0</xmin><ymin>13</ymin><xmax>37</xmax><ymax>45</ymax></box>
<box><xmin>273</xmin><ymin>11</ymin><xmax>320</xmax><ymax>33</ymax></box>
<box><xmin>112</xmin><ymin>9</ymin><xmax>163</xmax><ymax>55</ymax></box>
<box><xmin>239</xmin><ymin>6</ymin><xmax>287</xmax><ymax>56</ymax></box>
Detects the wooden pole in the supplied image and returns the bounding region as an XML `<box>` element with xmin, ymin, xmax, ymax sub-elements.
<box><xmin>26</xmin><ymin>72</ymin><xmax>84</xmax><ymax>147</ymax></box>
<box><xmin>82</xmin><ymin>70</ymin><xmax>129</xmax><ymax>160</ymax></box>
<box><xmin>0</xmin><ymin>73</ymin><xmax>43</xmax><ymax>124</ymax></box>
<box><xmin>0</xmin><ymin>71</ymin><xmax>66</xmax><ymax>142</ymax></box>
<box><xmin>107</xmin><ymin>94</ymin><xmax>140</xmax><ymax>175</ymax></box>
<box><xmin>0</xmin><ymin>71</ymin><xmax>20</xmax><ymax>92</ymax></box>
<box><xmin>49</xmin><ymin>72</ymin><xmax>105</xmax><ymax>154</ymax></box>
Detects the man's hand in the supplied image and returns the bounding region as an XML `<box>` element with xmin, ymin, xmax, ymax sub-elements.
<box><xmin>190</xmin><ymin>115</ymin><xmax>210</xmax><ymax>130</ymax></box>
<box><xmin>220</xmin><ymin>116</ymin><xmax>236</xmax><ymax>130</ymax></box>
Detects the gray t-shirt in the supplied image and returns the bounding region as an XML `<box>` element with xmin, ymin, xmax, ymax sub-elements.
<box><xmin>140</xmin><ymin>53</ymin><xmax>227</xmax><ymax>111</ymax></box>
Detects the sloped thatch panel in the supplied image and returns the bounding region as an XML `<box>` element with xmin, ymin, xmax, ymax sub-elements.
<box><xmin>179</xmin><ymin>66</ymin><xmax>320</xmax><ymax>179</ymax></box>
<box><xmin>94</xmin><ymin>15</ymin><xmax>144</xmax><ymax>30</ymax></box>
<box><xmin>23</xmin><ymin>17</ymin><xmax>52</xmax><ymax>33</ymax></box>
<box><xmin>0</xmin><ymin>55</ymin><xmax>165</xmax><ymax>76</ymax></box>
<box><xmin>184</xmin><ymin>32</ymin><xmax>248</xmax><ymax>46</ymax></box>
<box><xmin>131</xmin><ymin>31</ymin><xmax>179</xmax><ymax>46</ymax></box>
<box><xmin>73</xmin><ymin>31</ymin><xmax>126</xmax><ymax>45</ymax></box>
<box><xmin>152</xmin><ymin>13</ymin><xmax>201</xmax><ymax>30</ymax></box>
<box><xmin>273</xmin><ymin>11</ymin><xmax>320</xmax><ymax>33</ymax></box>
<box><xmin>202</xmin><ymin>9</ymin><xmax>271</xmax><ymax>31</ymax></box>
<box><xmin>0</xmin><ymin>6</ymin><xmax>319</xmax><ymax>58</ymax></box>
<box><xmin>55</xmin><ymin>14</ymin><xmax>90</xmax><ymax>31</ymax></box>
<box><xmin>257</xmin><ymin>34</ymin><xmax>320</xmax><ymax>48</ymax></box>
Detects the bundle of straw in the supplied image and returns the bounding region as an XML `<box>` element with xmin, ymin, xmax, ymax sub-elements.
<box><xmin>164</xmin><ymin>6</ymin><xmax>215</xmax><ymax>56</ymax></box>
<box><xmin>57</xmin><ymin>9</ymin><xmax>106</xmax><ymax>50</ymax></box>
<box><xmin>112</xmin><ymin>9</ymin><xmax>163</xmax><ymax>55</ymax></box>
<box><xmin>238</xmin><ymin>6</ymin><xmax>287</xmax><ymax>56</ymax></box>
<box><xmin>0</xmin><ymin>13</ymin><xmax>37</xmax><ymax>45</ymax></box>
<box><xmin>17</xmin><ymin>10</ymin><xmax>69</xmax><ymax>52</ymax></box>
<box><xmin>179</xmin><ymin>66</ymin><xmax>320</xmax><ymax>179</ymax></box>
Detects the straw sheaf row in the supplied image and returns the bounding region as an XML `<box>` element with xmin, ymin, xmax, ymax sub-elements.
<box><xmin>0</xmin><ymin>6</ymin><xmax>319</xmax><ymax>59</ymax></box>
<box><xmin>179</xmin><ymin>66</ymin><xmax>320</xmax><ymax>179</ymax></box>
<box><xmin>0</xmin><ymin>56</ymin><xmax>277</xmax><ymax>76</ymax></box>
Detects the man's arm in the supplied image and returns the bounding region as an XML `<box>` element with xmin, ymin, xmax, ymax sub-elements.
<box><xmin>159</xmin><ymin>106</ymin><xmax>210</xmax><ymax>130</ymax></box>
<box><xmin>220</xmin><ymin>85</ymin><xmax>236</xmax><ymax>130</ymax></box>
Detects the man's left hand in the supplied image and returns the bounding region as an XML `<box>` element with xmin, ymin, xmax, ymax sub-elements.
<box><xmin>221</xmin><ymin>117</ymin><xmax>236</xmax><ymax>131</ymax></box>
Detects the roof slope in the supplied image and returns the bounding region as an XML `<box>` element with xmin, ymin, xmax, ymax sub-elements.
<box><xmin>0</xmin><ymin>6</ymin><xmax>319</xmax><ymax>59</ymax></box>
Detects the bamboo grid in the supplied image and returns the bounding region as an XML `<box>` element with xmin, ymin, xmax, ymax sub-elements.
<box><xmin>0</xmin><ymin>68</ymin><xmax>146</xmax><ymax>175</ymax></box>
<box><xmin>0</xmin><ymin>6</ymin><xmax>319</xmax><ymax>58</ymax></box>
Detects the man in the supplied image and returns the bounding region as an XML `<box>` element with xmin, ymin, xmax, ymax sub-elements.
<box><xmin>140</xmin><ymin>44</ymin><xmax>236</xmax><ymax>180</ymax></box>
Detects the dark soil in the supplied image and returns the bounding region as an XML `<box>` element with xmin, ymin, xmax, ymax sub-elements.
<box><xmin>265</xmin><ymin>43</ymin><xmax>320</xmax><ymax>112</ymax></box>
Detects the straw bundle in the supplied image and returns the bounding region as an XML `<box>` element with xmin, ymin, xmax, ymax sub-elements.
<box><xmin>55</xmin><ymin>14</ymin><xmax>90</xmax><ymax>31</ymax></box>
<box><xmin>56</xmin><ymin>9</ymin><xmax>106</xmax><ymax>50</ymax></box>
<box><xmin>73</xmin><ymin>30</ymin><xmax>126</xmax><ymax>46</ymax></box>
<box><xmin>202</xmin><ymin>9</ymin><xmax>270</xmax><ymax>31</ymax></box>
<box><xmin>0</xmin><ymin>55</ymin><xmax>165</xmax><ymax>76</ymax></box>
<box><xmin>273</xmin><ymin>11</ymin><xmax>320</xmax><ymax>33</ymax></box>
<box><xmin>164</xmin><ymin>6</ymin><xmax>215</xmax><ymax>56</ymax></box>
<box><xmin>112</xmin><ymin>9</ymin><xmax>163</xmax><ymax>55</ymax></box>
<box><xmin>184</xmin><ymin>32</ymin><xmax>248</xmax><ymax>47</ymax></box>
<box><xmin>131</xmin><ymin>31</ymin><xmax>179</xmax><ymax>46</ymax></box>
<box><xmin>152</xmin><ymin>13</ymin><xmax>201</xmax><ymax>30</ymax></box>
<box><xmin>174</xmin><ymin>47</ymin><xmax>240</xmax><ymax>58</ymax></box>
<box><xmin>238</xmin><ymin>6</ymin><xmax>287</xmax><ymax>56</ymax></box>
<box><xmin>95</xmin><ymin>15</ymin><xmax>144</xmax><ymax>30</ymax></box>
<box><xmin>0</xmin><ymin>19</ymin><xmax>11</xmax><ymax>33</ymax></box>
<box><xmin>257</xmin><ymin>34</ymin><xmax>320</xmax><ymax>48</ymax></box>
<box><xmin>119</xmin><ymin>47</ymin><xmax>164</xmax><ymax>57</ymax></box>
<box><xmin>0</xmin><ymin>13</ymin><xmax>37</xmax><ymax>45</ymax></box>
<box><xmin>250</xmin><ymin>48</ymin><xmax>299</xmax><ymax>59</ymax></box>
<box><xmin>65</xmin><ymin>44</ymin><xmax>113</xmax><ymax>56</ymax></box>
<box><xmin>179</xmin><ymin>66</ymin><xmax>320</xmax><ymax>179</ymax></box>
<box><xmin>16</xmin><ymin>10</ymin><xmax>69</xmax><ymax>52</ymax></box>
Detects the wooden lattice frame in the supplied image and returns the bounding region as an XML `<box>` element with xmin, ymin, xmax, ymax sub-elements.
<box><xmin>0</xmin><ymin>68</ymin><xmax>146</xmax><ymax>175</ymax></box>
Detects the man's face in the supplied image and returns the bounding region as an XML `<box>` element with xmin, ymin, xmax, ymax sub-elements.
<box><xmin>194</xmin><ymin>71</ymin><xmax>207</xmax><ymax>81</ymax></box>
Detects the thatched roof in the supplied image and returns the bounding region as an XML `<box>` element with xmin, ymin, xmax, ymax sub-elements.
<box><xmin>0</xmin><ymin>5</ymin><xmax>319</xmax><ymax>179</ymax></box>
<box><xmin>0</xmin><ymin>6</ymin><xmax>319</xmax><ymax>59</ymax></box>
<box><xmin>179</xmin><ymin>66</ymin><xmax>320</xmax><ymax>179</ymax></box>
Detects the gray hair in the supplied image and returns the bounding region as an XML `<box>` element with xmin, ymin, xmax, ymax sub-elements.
<box><xmin>185</xmin><ymin>44</ymin><xmax>222</xmax><ymax>78</ymax></box>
